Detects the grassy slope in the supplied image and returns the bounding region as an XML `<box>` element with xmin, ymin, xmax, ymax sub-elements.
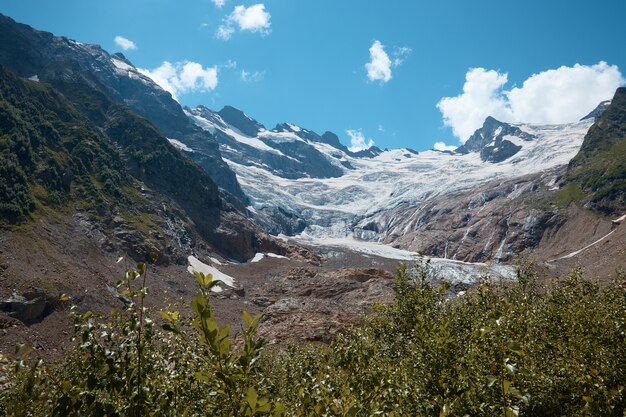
<box><xmin>562</xmin><ymin>87</ymin><xmax>626</xmax><ymax>214</ymax></box>
<box><xmin>0</xmin><ymin>65</ymin><xmax>128</xmax><ymax>222</ymax></box>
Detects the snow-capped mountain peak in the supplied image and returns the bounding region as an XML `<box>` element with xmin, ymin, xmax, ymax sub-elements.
<box><xmin>455</xmin><ymin>117</ymin><xmax>537</xmax><ymax>163</ymax></box>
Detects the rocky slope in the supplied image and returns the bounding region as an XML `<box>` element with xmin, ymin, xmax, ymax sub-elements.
<box><xmin>0</xmin><ymin>63</ymin><xmax>277</xmax><ymax>263</ymax></box>
<box><xmin>0</xmin><ymin>60</ymin><xmax>317</xmax><ymax>354</ymax></box>
<box><xmin>0</xmin><ymin>14</ymin><xmax>245</xmax><ymax>201</ymax></box>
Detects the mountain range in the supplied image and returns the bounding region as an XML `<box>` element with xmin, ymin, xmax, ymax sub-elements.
<box><xmin>0</xmin><ymin>14</ymin><xmax>624</xmax><ymax>348</ymax></box>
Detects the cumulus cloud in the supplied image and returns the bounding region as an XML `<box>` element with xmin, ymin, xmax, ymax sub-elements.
<box><xmin>433</xmin><ymin>141</ymin><xmax>457</xmax><ymax>152</ymax></box>
<box><xmin>212</xmin><ymin>0</ymin><xmax>226</xmax><ymax>8</ymax></box>
<box><xmin>114</xmin><ymin>36</ymin><xmax>137</xmax><ymax>51</ymax></box>
<box><xmin>240</xmin><ymin>69</ymin><xmax>264</xmax><ymax>83</ymax></box>
<box><xmin>437</xmin><ymin>68</ymin><xmax>512</xmax><ymax>141</ymax></box>
<box><xmin>365</xmin><ymin>41</ymin><xmax>411</xmax><ymax>83</ymax></box>
<box><xmin>138</xmin><ymin>61</ymin><xmax>218</xmax><ymax>101</ymax></box>
<box><xmin>365</xmin><ymin>40</ymin><xmax>392</xmax><ymax>83</ymax></box>
<box><xmin>346</xmin><ymin>129</ymin><xmax>375</xmax><ymax>152</ymax></box>
<box><xmin>438</xmin><ymin>62</ymin><xmax>624</xmax><ymax>142</ymax></box>
<box><xmin>216</xmin><ymin>4</ymin><xmax>271</xmax><ymax>40</ymax></box>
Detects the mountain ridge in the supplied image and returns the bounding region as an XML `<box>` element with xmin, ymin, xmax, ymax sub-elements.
<box><xmin>0</xmin><ymin>13</ymin><xmax>247</xmax><ymax>202</ymax></box>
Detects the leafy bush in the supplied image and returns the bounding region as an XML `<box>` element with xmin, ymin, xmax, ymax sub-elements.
<box><xmin>0</xmin><ymin>261</ymin><xmax>624</xmax><ymax>416</ymax></box>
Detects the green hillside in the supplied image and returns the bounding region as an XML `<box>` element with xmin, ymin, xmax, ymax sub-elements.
<box><xmin>564</xmin><ymin>87</ymin><xmax>626</xmax><ymax>215</ymax></box>
<box><xmin>0</xmin><ymin>65</ymin><xmax>128</xmax><ymax>222</ymax></box>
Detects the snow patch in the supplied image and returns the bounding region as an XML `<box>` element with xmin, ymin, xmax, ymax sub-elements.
<box><xmin>292</xmin><ymin>235</ymin><xmax>515</xmax><ymax>283</ymax></box>
<box><xmin>111</xmin><ymin>57</ymin><xmax>134</xmax><ymax>71</ymax></box>
<box><xmin>167</xmin><ymin>138</ymin><xmax>194</xmax><ymax>152</ymax></box>
<box><xmin>209</xmin><ymin>257</ymin><xmax>223</xmax><ymax>266</ymax></box>
<box><xmin>249</xmin><ymin>253</ymin><xmax>289</xmax><ymax>263</ymax></box>
<box><xmin>613</xmin><ymin>213</ymin><xmax>626</xmax><ymax>224</ymax></box>
<box><xmin>187</xmin><ymin>256</ymin><xmax>235</xmax><ymax>291</ymax></box>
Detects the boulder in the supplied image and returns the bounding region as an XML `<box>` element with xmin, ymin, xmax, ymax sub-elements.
<box><xmin>1</xmin><ymin>289</ymin><xmax>56</xmax><ymax>324</ymax></box>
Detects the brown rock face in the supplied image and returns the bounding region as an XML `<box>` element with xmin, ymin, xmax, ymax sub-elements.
<box><xmin>364</xmin><ymin>169</ymin><xmax>566</xmax><ymax>263</ymax></box>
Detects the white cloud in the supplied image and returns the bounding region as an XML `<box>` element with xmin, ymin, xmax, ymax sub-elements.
<box><xmin>114</xmin><ymin>36</ymin><xmax>137</xmax><ymax>51</ymax></box>
<box><xmin>216</xmin><ymin>25</ymin><xmax>235</xmax><ymax>40</ymax></box>
<box><xmin>212</xmin><ymin>0</ymin><xmax>226</xmax><ymax>8</ymax></box>
<box><xmin>507</xmin><ymin>62</ymin><xmax>623</xmax><ymax>123</ymax></box>
<box><xmin>241</xmin><ymin>69</ymin><xmax>264</xmax><ymax>83</ymax></box>
<box><xmin>437</xmin><ymin>68</ymin><xmax>512</xmax><ymax>141</ymax></box>
<box><xmin>346</xmin><ymin>129</ymin><xmax>375</xmax><ymax>152</ymax></box>
<box><xmin>433</xmin><ymin>141</ymin><xmax>457</xmax><ymax>152</ymax></box>
<box><xmin>392</xmin><ymin>46</ymin><xmax>412</xmax><ymax>67</ymax></box>
<box><xmin>438</xmin><ymin>62</ymin><xmax>624</xmax><ymax>142</ymax></box>
<box><xmin>365</xmin><ymin>41</ymin><xmax>411</xmax><ymax>83</ymax></box>
<box><xmin>224</xmin><ymin>59</ymin><xmax>238</xmax><ymax>69</ymax></box>
<box><xmin>216</xmin><ymin>4</ymin><xmax>271</xmax><ymax>40</ymax></box>
<box><xmin>138</xmin><ymin>61</ymin><xmax>218</xmax><ymax>101</ymax></box>
<box><xmin>365</xmin><ymin>40</ymin><xmax>392</xmax><ymax>83</ymax></box>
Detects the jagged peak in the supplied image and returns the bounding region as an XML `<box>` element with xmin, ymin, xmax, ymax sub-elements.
<box><xmin>455</xmin><ymin>115</ymin><xmax>536</xmax><ymax>162</ymax></box>
<box><xmin>217</xmin><ymin>105</ymin><xmax>265</xmax><ymax>136</ymax></box>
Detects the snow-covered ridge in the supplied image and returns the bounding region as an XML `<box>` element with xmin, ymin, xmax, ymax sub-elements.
<box><xmin>184</xmin><ymin>106</ymin><xmax>594</xmax><ymax>245</ymax></box>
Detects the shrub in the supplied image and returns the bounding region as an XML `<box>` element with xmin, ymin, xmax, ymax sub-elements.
<box><xmin>0</xmin><ymin>262</ymin><xmax>623</xmax><ymax>416</ymax></box>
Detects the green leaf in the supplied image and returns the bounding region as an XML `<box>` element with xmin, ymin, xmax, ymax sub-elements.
<box><xmin>194</xmin><ymin>371</ymin><xmax>210</xmax><ymax>382</ymax></box>
<box><xmin>242</xmin><ymin>310</ymin><xmax>253</xmax><ymax>327</ymax></box>
<box><xmin>509</xmin><ymin>386</ymin><xmax>524</xmax><ymax>399</ymax></box>
<box><xmin>507</xmin><ymin>341</ymin><xmax>524</xmax><ymax>356</ymax></box>
<box><xmin>246</xmin><ymin>387</ymin><xmax>258</xmax><ymax>409</ymax></box>
<box><xmin>503</xmin><ymin>379</ymin><xmax>511</xmax><ymax>394</ymax></box>
<box><xmin>194</xmin><ymin>270</ymin><xmax>215</xmax><ymax>288</ymax></box>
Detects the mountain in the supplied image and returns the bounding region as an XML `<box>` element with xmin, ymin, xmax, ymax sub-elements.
<box><xmin>184</xmin><ymin>105</ymin><xmax>399</xmax><ymax>234</ymax></box>
<box><xmin>0</xmin><ymin>63</ymin><xmax>280</xmax><ymax>264</ymax></box>
<box><xmin>185</xmin><ymin>105</ymin><xmax>347</xmax><ymax>181</ymax></box>
<box><xmin>180</xmin><ymin>102</ymin><xmax>600</xmax><ymax>262</ymax></box>
<box><xmin>455</xmin><ymin>116</ymin><xmax>537</xmax><ymax>163</ymax></box>
<box><xmin>564</xmin><ymin>87</ymin><xmax>626</xmax><ymax>214</ymax></box>
<box><xmin>0</xmin><ymin>13</ymin><xmax>246</xmax><ymax>202</ymax></box>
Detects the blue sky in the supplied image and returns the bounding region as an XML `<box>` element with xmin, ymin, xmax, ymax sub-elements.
<box><xmin>2</xmin><ymin>0</ymin><xmax>625</xmax><ymax>151</ymax></box>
